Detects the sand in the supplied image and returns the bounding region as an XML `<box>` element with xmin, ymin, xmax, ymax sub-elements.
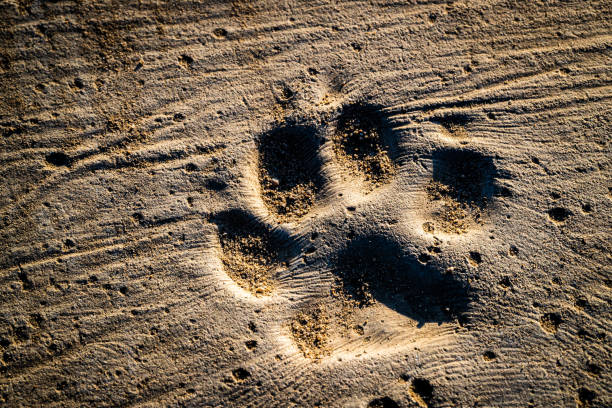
<box><xmin>0</xmin><ymin>0</ymin><xmax>610</xmax><ymax>407</ymax></box>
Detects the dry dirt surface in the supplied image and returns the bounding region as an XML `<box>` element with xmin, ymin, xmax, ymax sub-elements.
<box><xmin>0</xmin><ymin>1</ymin><xmax>611</xmax><ymax>407</ymax></box>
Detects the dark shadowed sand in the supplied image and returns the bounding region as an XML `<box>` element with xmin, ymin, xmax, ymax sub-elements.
<box><xmin>0</xmin><ymin>1</ymin><xmax>610</xmax><ymax>407</ymax></box>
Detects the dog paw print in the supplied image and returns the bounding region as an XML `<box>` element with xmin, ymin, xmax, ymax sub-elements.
<box><xmin>209</xmin><ymin>102</ymin><xmax>502</xmax><ymax>359</ymax></box>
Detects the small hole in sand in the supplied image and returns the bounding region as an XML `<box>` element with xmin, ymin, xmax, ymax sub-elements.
<box><xmin>483</xmin><ymin>350</ymin><xmax>497</xmax><ymax>360</ymax></box>
<box><xmin>368</xmin><ymin>396</ymin><xmax>399</xmax><ymax>408</ymax></box>
<box><xmin>46</xmin><ymin>151</ymin><xmax>70</xmax><ymax>167</ymax></box>
<box><xmin>232</xmin><ymin>368</ymin><xmax>251</xmax><ymax>382</ymax></box>
<box><xmin>548</xmin><ymin>207</ymin><xmax>571</xmax><ymax>222</ymax></box>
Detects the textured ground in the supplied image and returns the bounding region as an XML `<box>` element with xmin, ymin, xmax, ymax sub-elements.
<box><xmin>0</xmin><ymin>1</ymin><xmax>611</xmax><ymax>407</ymax></box>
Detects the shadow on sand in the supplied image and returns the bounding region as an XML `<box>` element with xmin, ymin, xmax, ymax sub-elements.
<box><xmin>333</xmin><ymin>235</ymin><xmax>471</xmax><ymax>326</ymax></box>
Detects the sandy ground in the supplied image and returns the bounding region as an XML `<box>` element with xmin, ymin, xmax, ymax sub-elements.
<box><xmin>0</xmin><ymin>1</ymin><xmax>611</xmax><ymax>407</ymax></box>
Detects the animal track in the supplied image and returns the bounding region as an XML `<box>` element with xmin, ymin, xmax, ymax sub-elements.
<box><xmin>424</xmin><ymin>148</ymin><xmax>497</xmax><ymax>234</ymax></box>
<box><xmin>45</xmin><ymin>151</ymin><xmax>71</xmax><ymax>167</ymax></box>
<box><xmin>577</xmin><ymin>387</ymin><xmax>597</xmax><ymax>407</ymax></box>
<box><xmin>257</xmin><ymin>125</ymin><xmax>324</xmax><ymax>222</ymax></box>
<box><xmin>331</xmin><ymin>103</ymin><xmax>397</xmax><ymax>190</ymax></box>
<box><xmin>483</xmin><ymin>350</ymin><xmax>497</xmax><ymax>361</ymax></box>
<box><xmin>212</xmin><ymin>108</ymin><xmax>478</xmax><ymax>360</ymax></box>
<box><xmin>432</xmin><ymin>149</ymin><xmax>495</xmax><ymax>204</ymax></box>
<box><xmin>232</xmin><ymin>367</ymin><xmax>251</xmax><ymax>382</ymax></box>
<box><xmin>213</xmin><ymin>210</ymin><xmax>286</xmax><ymax>296</ymax></box>
<box><xmin>540</xmin><ymin>312</ymin><xmax>562</xmax><ymax>334</ymax></box>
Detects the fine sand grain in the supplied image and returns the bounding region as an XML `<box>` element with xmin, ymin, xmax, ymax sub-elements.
<box><xmin>0</xmin><ymin>1</ymin><xmax>610</xmax><ymax>407</ymax></box>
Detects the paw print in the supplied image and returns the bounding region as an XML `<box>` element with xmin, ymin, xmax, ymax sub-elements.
<box><xmin>209</xmin><ymin>102</ymin><xmax>502</xmax><ymax>360</ymax></box>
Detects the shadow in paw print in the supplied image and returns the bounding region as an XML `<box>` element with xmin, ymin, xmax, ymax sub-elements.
<box><xmin>212</xmin><ymin>209</ymin><xmax>294</xmax><ymax>295</ymax></box>
<box><xmin>258</xmin><ymin>124</ymin><xmax>325</xmax><ymax>221</ymax></box>
<box><xmin>431</xmin><ymin>149</ymin><xmax>496</xmax><ymax>207</ymax></box>
<box><xmin>333</xmin><ymin>236</ymin><xmax>471</xmax><ymax>325</ymax></box>
<box><xmin>332</xmin><ymin>103</ymin><xmax>399</xmax><ymax>187</ymax></box>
